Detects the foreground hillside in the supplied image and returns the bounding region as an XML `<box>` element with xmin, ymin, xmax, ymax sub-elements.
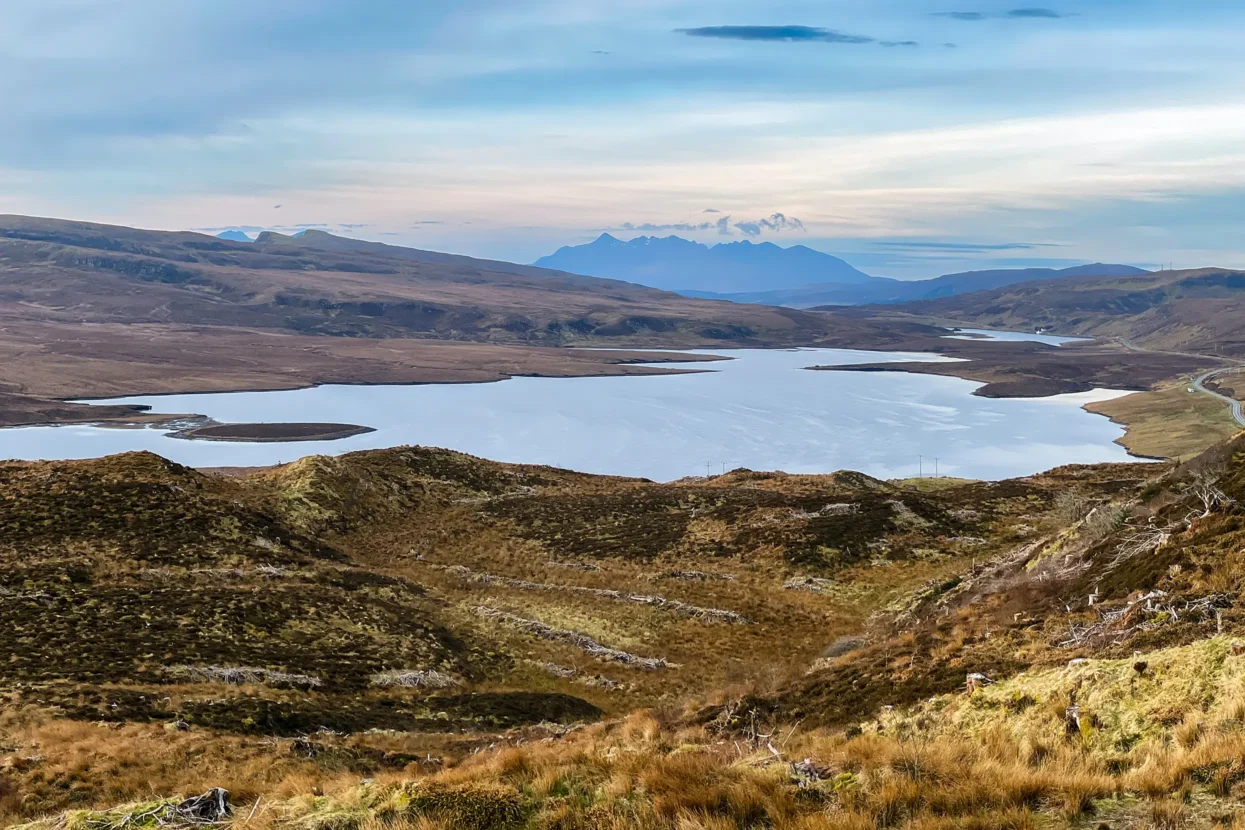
<box><xmin>15</xmin><ymin>438</ymin><xmax>1245</xmax><ymax>826</ymax></box>
<box><xmin>1</xmin><ymin>447</ymin><xmax>1090</xmax><ymax>737</ymax></box>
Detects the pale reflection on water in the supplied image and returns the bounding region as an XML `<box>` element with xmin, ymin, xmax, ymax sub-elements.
<box><xmin>0</xmin><ymin>347</ymin><xmax>1138</xmax><ymax>481</ymax></box>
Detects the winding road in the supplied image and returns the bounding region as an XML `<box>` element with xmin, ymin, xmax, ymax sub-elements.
<box><xmin>1193</xmin><ymin>368</ymin><xmax>1245</xmax><ymax>427</ymax></box>
<box><xmin>1117</xmin><ymin>338</ymin><xmax>1245</xmax><ymax>428</ymax></box>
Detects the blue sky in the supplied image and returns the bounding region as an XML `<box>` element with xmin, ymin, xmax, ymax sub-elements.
<box><xmin>3</xmin><ymin>0</ymin><xmax>1245</xmax><ymax>278</ymax></box>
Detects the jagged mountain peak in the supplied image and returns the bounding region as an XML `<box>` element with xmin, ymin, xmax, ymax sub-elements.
<box><xmin>535</xmin><ymin>233</ymin><xmax>871</xmax><ymax>293</ymax></box>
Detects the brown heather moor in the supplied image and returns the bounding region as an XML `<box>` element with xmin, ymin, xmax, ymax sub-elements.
<box><xmin>6</xmin><ymin>432</ymin><xmax>1245</xmax><ymax>827</ymax></box>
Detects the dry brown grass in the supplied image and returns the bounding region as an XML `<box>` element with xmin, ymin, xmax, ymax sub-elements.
<box><xmin>1086</xmin><ymin>381</ymin><xmax>1242</xmax><ymax>461</ymax></box>
<box><xmin>0</xmin><ymin>708</ymin><xmax>475</xmax><ymax>826</ymax></box>
<box><xmin>14</xmin><ymin>697</ymin><xmax>1240</xmax><ymax>829</ymax></box>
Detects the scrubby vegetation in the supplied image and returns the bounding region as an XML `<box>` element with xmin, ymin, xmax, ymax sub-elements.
<box><xmin>8</xmin><ymin>437</ymin><xmax>1245</xmax><ymax>827</ymax></box>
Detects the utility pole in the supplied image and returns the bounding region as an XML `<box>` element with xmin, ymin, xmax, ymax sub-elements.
<box><xmin>918</xmin><ymin>455</ymin><xmax>923</xmax><ymax>479</ymax></box>
<box><xmin>934</xmin><ymin>458</ymin><xmax>939</xmax><ymax>479</ymax></box>
<box><xmin>706</xmin><ymin>461</ymin><xmax>712</xmax><ymax>478</ymax></box>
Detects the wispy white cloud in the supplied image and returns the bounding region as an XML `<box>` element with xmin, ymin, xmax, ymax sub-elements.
<box><xmin>3</xmin><ymin>0</ymin><xmax>1245</xmax><ymax>274</ymax></box>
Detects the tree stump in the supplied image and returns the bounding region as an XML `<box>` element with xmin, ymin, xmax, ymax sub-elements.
<box><xmin>174</xmin><ymin>788</ymin><xmax>231</xmax><ymax>824</ymax></box>
<box><xmin>966</xmin><ymin>672</ymin><xmax>992</xmax><ymax>695</ymax></box>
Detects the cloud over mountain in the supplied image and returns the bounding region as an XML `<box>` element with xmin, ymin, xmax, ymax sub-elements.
<box><xmin>734</xmin><ymin>213</ymin><xmax>806</xmax><ymax>236</ymax></box>
<box><xmin>616</xmin><ymin>213</ymin><xmax>805</xmax><ymax>238</ymax></box>
<box><xmin>620</xmin><ymin>218</ymin><xmax>731</xmax><ymax>234</ymax></box>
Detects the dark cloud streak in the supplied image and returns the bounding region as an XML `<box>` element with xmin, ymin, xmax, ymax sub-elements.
<box><xmin>1008</xmin><ymin>8</ymin><xmax>1067</xmax><ymax>18</ymax></box>
<box><xmin>875</xmin><ymin>241</ymin><xmax>1060</xmax><ymax>253</ymax></box>
<box><xmin>933</xmin><ymin>9</ymin><xmax>1069</xmax><ymax>21</ymax></box>
<box><xmin>676</xmin><ymin>25</ymin><xmax>875</xmax><ymax>45</ymax></box>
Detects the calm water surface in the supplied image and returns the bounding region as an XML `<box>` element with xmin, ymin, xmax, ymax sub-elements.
<box><xmin>944</xmin><ymin>329</ymin><xmax>1087</xmax><ymax>345</ymax></box>
<box><xmin>0</xmin><ymin>347</ymin><xmax>1138</xmax><ymax>481</ymax></box>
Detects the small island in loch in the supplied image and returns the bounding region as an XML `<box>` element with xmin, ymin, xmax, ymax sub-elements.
<box><xmin>170</xmin><ymin>422</ymin><xmax>377</xmax><ymax>443</ymax></box>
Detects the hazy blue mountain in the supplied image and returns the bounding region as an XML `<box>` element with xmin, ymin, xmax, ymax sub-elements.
<box><xmin>215</xmin><ymin>230</ymin><xmax>253</xmax><ymax>243</ymax></box>
<box><xmin>684</xmin><ymin>263</ymin><xmax>1151</xmax><ymax>308</ymax></box>
<box><xmin>534</xmin><ymin>234</ymin><xmax>872</xmax><ymax>293</ymax></box>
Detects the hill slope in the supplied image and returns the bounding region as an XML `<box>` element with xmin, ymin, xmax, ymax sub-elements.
<box><xmin>692</xmin><ymin>262</ymin><xmax>1149</xmax><ymax>308</ymax></box>
<box><xmin>0</xmin><ymin>445</ymin><xmax>1075</xmax><ymax>725</ymax></box>
<box><xmin>20</xmin><ymin>437</ymin><xmax>1245</xmax><ymax>828</ymax></box>
<box><xmin>535</xmin><ymin>233</ymin><xmax>873</xmax><ymax>293</ymax></box>
<box><xmin>0</xmin><ymin>216</ymin><xmax>948</xmax><ymax>428</ymax></box>
<box><xmin>0</xmin><ymin>215</ymin><xmax>836</xmax><ymax>343</ymax></box>
<box><xmin>883</xmin><ymin>266</ymin><xmax>1245</xmax><ymax>356</ymax></box>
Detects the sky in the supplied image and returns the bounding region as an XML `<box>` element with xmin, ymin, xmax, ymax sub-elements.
<box><xmin>3</xmin><ymin>0</ymin><xmax>1245</xmax><ymax>279</ymax></box>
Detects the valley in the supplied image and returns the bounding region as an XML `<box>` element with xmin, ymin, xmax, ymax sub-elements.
<box><xmin>3</xmin><ymin>217</ymin><xmax>1245</xmax><ymax>830</ymax></box>
<box><xmin>0</xmin><ymin>217</ymin><xmax>939</xmax><ymax>429</ymax></box>
<box><xmin>0</xmin><ymin>442</ymin><xmax>1151</xmax><ymax>822</ymax></box>
<box><xmin>12</xmin><ymin>4</ymin><xmax>1245</xmax><ymax>827</ymax></box>
<box><xmin>3</xmin><ymin>217</ymin><xmax>1240</xmax><ymax>467</ymax></box>
<box><xmin>7</xmin><ymin>431</ymin><xmax>1245</xmax><ymax>829</ymax></box>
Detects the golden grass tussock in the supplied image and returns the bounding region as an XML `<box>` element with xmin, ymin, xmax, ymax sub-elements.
<box><xmin>263</xmin><ymin>724</ymin><xmax>1153</xmax><ymax>829</ymax></box>
<box><xmin>14</xmin><ymin>684</ymin><xmax>1245</xmax><ymax>830</ymax></box>
<box><xmin>869</xmin><ymin>636</ymin><xmax>1245</xmax><ymax>753</ymax></box>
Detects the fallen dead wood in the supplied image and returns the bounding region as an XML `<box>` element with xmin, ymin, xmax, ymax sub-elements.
<box><xmin>647</xmin><ymin>569</ymin><xmax>736</xmax><ymax>582</ymax></box>
<box><xmin>474</xmin><ymin>606</ymin><xmax>669</xmax><ymax>670</ymax></box>
<box><xmin>783</xmin><ymin>576</ymin><xmax>837</xmax><ymax>595</ymax></box>
<box><xmin>1110</xmin><ymin>520</ymin><xmax>1179</xmax><ymax>567</ymax></box>
<box><xmin>546</xmin><ymin>560</ymin><xmax>601</xmax><ymax>572</ymax></box>
<box><xmin>1055</xmin><ymin>590</ymin><xmax>1233</xmax><ymax>648</ymax></box>
<box><xmin>81</xmin><ymin>789</ymin><xmax>232</xmax><ymax>829</ymax></box>
<box><xmin>429</xmin><ymin>563</ymin><xmax>750</xmax><ymax>624</ymax></box>
<box><xmin>533</xmin><ymin>661</ymin><xmax>625</xmax><ymax>690</ymax></box>
<box><xmin>174</xmin><ymin>788</ymin><xmax>232</xmax><ymax>824</ymax></box>
<box><xmin>369</xmin><ymin>669</ymin><xmax>461</xmax><ymax>689</ymax></box>
<box><xmin>165</xmin><ymin>665</ymin><xmax>322</xmax><ymax>688</ymax></box>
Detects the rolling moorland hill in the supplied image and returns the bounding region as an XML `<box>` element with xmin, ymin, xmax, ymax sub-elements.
<box><xmin>0</xmin><ymin>216</ymin><xmax>950</xmax><ymax>429</ymax></box>
<box><xmin>0</xmin><ymin>216</ymin><xmax>839</xmax><ymax>344</ymax></box>
<box><xmin>11</xmin><ymin>436</ymin><xmax>1245</xmax><ymax>827</ymax></box>
<box><xmin>690</xmin><ymin>263</ymin><xmax>1150</xmax><ymax>308</ymax></box>
<box><xmin>534</xmin><ymin>234</ymin><xmax>873</xmax><ymax>293</ymax></box>
<box><xmin>0</xmin><ymin>214</ymin><xmax>1218</xmax><ymax>464</ymax></box>
<box><xmin>867</xmin><ymin>266</ymin><xmax>1245</xmax><ymax>357</ymax></box>
<box><xmin>801</xmin><ymin>267</ymin><xmax>1245</xmax><ymax>460</ymax></box>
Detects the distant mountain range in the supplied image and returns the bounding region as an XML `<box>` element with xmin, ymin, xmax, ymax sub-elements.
<box><xmin>0</xmin><ymin>215</ymin><xmax>869</xmax><ymax>349</ymax></box>
<box><xmin>534</xmin><ymin>233</ymin><xmax>1148</xmax><ymax>307</ymax></box>
<box><xmin>215</xmin><ymin>230</ymin><xmax>254</xmax><ymax>243</ymax></box>
<box><xmin>687</xmin><ymin>263</ymin><xmax>1151</xmax><ymax>308</ymax></box>
<box><xmin>534</xmin><ymin>233</ymin><xmax>872</xmax><ymax>293</ymax></box>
